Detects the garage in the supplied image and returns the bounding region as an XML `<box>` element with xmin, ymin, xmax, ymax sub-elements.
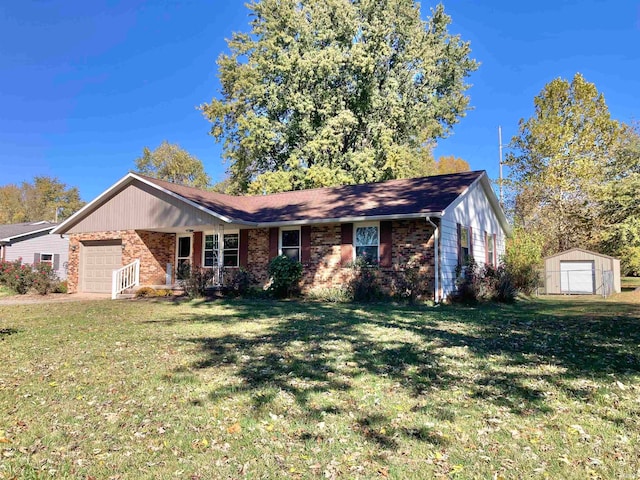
<box><xmin>80</xmin><ymin>241</ymin><xmax>122</xmax><ymax>293</ymax></box>
<box><xmin>560</xmin><ymin>261</ymin><xmax>594</xmax><ymax>294</ymax></box>
<box><xmin>544</xmin><ymin>248</ymin><xmax>621</xmax><ymax>296</ymax></box>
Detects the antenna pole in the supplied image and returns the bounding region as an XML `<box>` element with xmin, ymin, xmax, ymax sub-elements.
<box><xmin>498</xmin><ymin>126</ymin><xmax>503</xmax><ymax>206</ymax></box>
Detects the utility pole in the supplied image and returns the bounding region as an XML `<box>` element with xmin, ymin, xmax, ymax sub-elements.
<box><xmin>498</xmin><ymin>126</ymin><xmax>503</xmax><ymax>206</ymax></box>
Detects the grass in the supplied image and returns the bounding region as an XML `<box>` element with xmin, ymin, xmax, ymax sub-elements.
<box><xmin>1</xmin><ymin>295</ymin><xmax>639</xmax><ymax>479</ymax></box>
<box><xmin>622</xmin><ymin>276</ymin><xmax>640</xmax><ymax>290</ymax></box>
<box><xmin>0</xmin><ymin>286</ymin><xmax>13</xmax><ymax>298</ymax></box>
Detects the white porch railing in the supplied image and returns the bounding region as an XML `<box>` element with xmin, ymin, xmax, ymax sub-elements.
<box><xmin>112</xmin><ymin>259</ymin><xmax>140</xmax><ymax>299</ymax></box>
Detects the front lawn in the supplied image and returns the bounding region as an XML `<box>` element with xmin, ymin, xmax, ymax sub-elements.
<box><xmin>1</xmin><ymin>297</ymin><xmax>639</xmax><ymax>479</ymax></box>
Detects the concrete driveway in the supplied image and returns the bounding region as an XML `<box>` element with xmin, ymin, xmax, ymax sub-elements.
<box><xmin>0</xmin><ymin>292</ymin><xmax>111</xmax><ymax>305</ymax></box>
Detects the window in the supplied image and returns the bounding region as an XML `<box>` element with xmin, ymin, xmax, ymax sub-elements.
<box><xmin>176</xmin><ymin>235</ymin><xmax>192</xmax><ymax>279</ymax></box>
<box><xmin>280</xmin><ymin>228</ymin><xmax>300</xmax><ymax>262</ymax></box>
<box><xmin>486</xmin><ymin>232</ymin><xmax>495</xmax><ymax>266</ymax></box>
<box><xmin>40</xmin><ymin>253</ymin><xmax>53</xmax><ymax>267</ymax></box>
<box><xmin>203</xmin><ymin>234</ymin><xmax>219</xmax><ymax>267</ymax></box>
<box><xmin>355</xmin><ymin>223</ymin><xmax>379</xmax><ymax>264</ymax></box>
<box><xmin>458</xmin><ymin>224</ymin><xmax>471</xmax><ymax>265</ymax></box>
<box><xmin>223</xmin><ymin>233</ymin><xmax>239</xmax><ymax>267</ymax></box>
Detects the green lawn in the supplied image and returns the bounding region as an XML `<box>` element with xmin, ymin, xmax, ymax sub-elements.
<box><xmin>622</xmin><ymin>276</ymin><xmax>640</xmax><ymax>290</ymax></box>
<box><xmin>1</xmin><ymin>296</ymin><xmax>639</xmax><ymax>479</ymax></box>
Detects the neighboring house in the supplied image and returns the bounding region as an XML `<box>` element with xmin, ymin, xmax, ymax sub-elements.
<box><xmin>544</xmin><ymin>248</ymin><xmax>621</xmax><ymax>296</ymax></box>
<box><xmin>52</xmin><ymin>170</ymin><xmax>510</xmax><ymax>301</ymax></box>
<box><xmin>0</xmin><ymin>221</ymin><xmax>69</xmax><ymax>280</ymax></box>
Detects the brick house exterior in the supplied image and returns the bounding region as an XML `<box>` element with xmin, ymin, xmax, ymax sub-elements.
<box><xmin>53</xmin><ymin>171</ymin><xmax>510</xmax><ymax>301</ymax></box>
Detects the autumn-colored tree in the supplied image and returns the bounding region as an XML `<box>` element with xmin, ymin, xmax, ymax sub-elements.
<box><xmin>203</xmin><ymin>0</ymin><xmax>477</xmax><ymax>193</ymax></box>
<box><xmin>505</xmin><ymin>73</ymin><xmax>620</xmax><ymax>253</ymax></box>
<box><xmin>0</xmin><ymin>177</ymin><xmax>84</xmax><ymax>223</ymax></box>
<box><xmin>435</xmin><ymin>156</ymin><xmax>470</xmax><ymax>174</ymax></box>
<box><xmin>135</xmin><ymin>141</ymin><xmax>211</xmax><ymax>188</ymax></box>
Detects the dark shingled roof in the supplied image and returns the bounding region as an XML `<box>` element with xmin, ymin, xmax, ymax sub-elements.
<box><xmin>139</xmin><ymin>170</ymin><xmax>486</xmax><ymax>224</ymax></box>
<box><xmin>0</xmin><ymin>221</ymin><xmax>56</xmax><ymax>241</ymax></box>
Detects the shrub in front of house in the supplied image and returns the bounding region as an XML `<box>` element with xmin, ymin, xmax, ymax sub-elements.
<box><xmin>346</xmin><ymin>256</ymin><xmax>383</xmax><ymax>302</ymax></box>
<box><xmin>0</xmin><ymin>259</ymin><xmax>34</xmax><ymax>294</ymax></box>
<box><xmin>178</xmin><ymin>265</ymin><xmax>216</xmax><ymax>298</ymax></box>
<box><xmin>267</xmin><ymin>255</ymin><xmax>302</xmax><ymax>298</ymax></box>
<box><xmin>224</xmin><ymin>268</ymin><xmax>253</xmax><ymax>297</ymax></box>
<box><xmin>452</xmin><ymin>259</ymin><xmax>516</xmax><ymax>304</ymax></box>
<box><xmin>31</xmin><ymin>263</ymin><xmax>59</xmax><ymax>295</ymax></box>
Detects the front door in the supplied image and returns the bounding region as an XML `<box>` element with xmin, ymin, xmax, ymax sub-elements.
<box><xmin>176</xmin><ymin>235</ymin><xmax>192</xmax><ymax>279</ymax></box>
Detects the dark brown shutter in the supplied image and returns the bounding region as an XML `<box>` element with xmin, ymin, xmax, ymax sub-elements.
<box><xmin>269</xmin><ymin>227</ymin><xmax>279</xmax><ymax>259</ymax></box>
<box><xmin>53</xmin><ymin>254</ymin><xmax>60</xmax><ymax>271</ymax></box>
<box><xmin>379</xmin><ymin>221</ymin><xmax>392</xmax><ymax>268</ymax></box>
<box><xmin>239</xmin><ymin>230</ymin><xmax>249</xmax><ymax>268</ymax></box>
<box><xmin>34</xmin><ymin>253</ymin><xmax>41</xmax><ymax>264</ymax></box>
<box><xmin>301</xmin><ymin>226</ymin><xmax>311</xmax><ymax>263</ymax></box>
<box><xmin>192</xmin><ymin>232</ymin><xmax>203</xmax><ymax>268</ymax></box>
<box><xmin>340</xmin><ymin>223</ymin><xmax>353</xmax><ymax>266</ymax></box>
<box><xmin>468</xmin><ymin>226</ymin><xmax>473</xmax><ymax>259</ymax></box>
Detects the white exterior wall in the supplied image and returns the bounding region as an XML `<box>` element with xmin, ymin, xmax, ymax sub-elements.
<box><xmin>4</xmin><ymin>233</ymin><xmax>69</xmax><ymax>280</ymax></box>
<box><xmin>440</xmin><ymin>180</ymin><xmax>508</xmax><ymax>300</ymax></box>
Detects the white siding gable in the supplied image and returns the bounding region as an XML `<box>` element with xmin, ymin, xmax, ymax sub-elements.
<box><xmin>440</xmin><ymin>178</ymin><xmax>508</xmax><ymax>299</ymax></box>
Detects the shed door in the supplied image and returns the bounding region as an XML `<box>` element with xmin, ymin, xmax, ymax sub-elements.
<box><xmin>81</xmin><ymin>242</ymin><xmax>122</xmax><ymax>293</ymax></box>
<box><xmin>560</xmin><ymin>261</ymin><xmax>595</xmax><ymax>294</ymax></box>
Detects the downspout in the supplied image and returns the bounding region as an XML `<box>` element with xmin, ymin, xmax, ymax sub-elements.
<box><xmin>426</xmin><ymin>217</ymin><xmax>440</xmax><ymax>303</ymax></box>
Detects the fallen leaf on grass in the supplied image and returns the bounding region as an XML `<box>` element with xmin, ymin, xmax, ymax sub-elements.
<box><xmin>227</xmin><ymin>423</ymin><xmax>241</xmax><ymax>434</ymax></box>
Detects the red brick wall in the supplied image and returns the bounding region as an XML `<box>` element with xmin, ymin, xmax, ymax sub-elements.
<box><xmin>67</xmin><ymin>230</ymin><xmax>174</xmax><ymax>293</ymax></box>
<box><xmin>243</xmin><ymin>220</ymin><xmax>436</xmax><ymax>298</ymax></box>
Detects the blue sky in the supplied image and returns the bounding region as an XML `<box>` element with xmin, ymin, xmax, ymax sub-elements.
<box><xmin>1</xmin><ymin>0</ymin><xmax>638</xmax><ymax>201</ymax></box>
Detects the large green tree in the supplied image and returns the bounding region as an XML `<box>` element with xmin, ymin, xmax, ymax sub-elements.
<box><xmin>0</xmin><ymin>177</ymin><xmax>84</xmax><ymax>224</ymax></box>
<box><xmin>135</xmin><ymin>141</ymin><xmax>211</xmax><ymax>188</ymax></box>
<box><xmin>599</xmin><ymin>122</ymin><xmax>640</xmax><ymax>275</ymax></box>
<box><xmin>505</xmin><ymin>73</ymin><xmax>620</xmax><ymax>253</ymax></box>
<box><xmin>202</xmin><ymin>0</ymin><xmax>477</xmax><ymax>193</ymax></box>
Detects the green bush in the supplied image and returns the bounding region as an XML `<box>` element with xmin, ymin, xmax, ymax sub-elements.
<box><xmin>267</xmin><ymin>255</ymin><xmax>302</xmax><ymax>298</ymax></box>
<box><xmin>32</xmin><ymin>263</ymin><xmax>58</xmax><ymax>295</ymax></box>
<box><xmin>452</xmin><ymin>259</ymin><xmax>516</xmax><ymax>304</ymax></box>
<box><xmin>0</xmin><ymin>259</ymin><xmax>34</xmax><ymax>294</ymax></box>
<box><xmin>346</xmin><ymin>257</ymin><xmax>382</xmax><ymax>302</ymax></box>
<box><xmin>178</xmin><ymin>265</ymin><xmax>215</xmax><ymax>298</ymax></box>
<box><xmin>502</xmin><ymin>227</ymin><xmax>543</xmax><ymax>295</ymax></box>
<box><xmin>54</xmin><ymin>281</ymin><xmax>68</xmax><ymax>294</ymax></box>
<box><xmin>224</xmin><ymin>268</ymin><xmax>253</xmax><ymax>297</ymax></box>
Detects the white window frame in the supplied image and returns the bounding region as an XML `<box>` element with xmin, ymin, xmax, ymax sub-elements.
<box><xmin>459</xmin><ymin>225</ymin><xmax>471</xmax><ymax>265</ymax></box>
<box><xmin>176</xmin><ymin>234</ymin><xmax>193</xmax><ymax>278</ymax></box>
<box><xmin>202</xmin><ymin>233</ymin><xmax>220</xmax><ymax>268</ymax></box>
<box><xmin>353</xmin><ymin>221</ymin><xmax>380</xmax><ymax>263</ymax></box>
<box><xmin>486</xmin><ymin>231</ymin><xmax>496</xmax><ymax>266</ymax></box>
<box><xmin>39</xmin><ymin>253</ymin><xmax>54</xmax><ymax>267</ymax></box>
<box><xmin>279</xmin><ymin>227</ymin><xmax>301</xmax><ymax>262</ymax></box>
<box><xmin>201</xmin><ymin>230</ymin><xmax>240</xmax><ymax>268</ymax></box>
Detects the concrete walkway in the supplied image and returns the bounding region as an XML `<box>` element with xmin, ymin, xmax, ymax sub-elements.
<box><xmin>0</xmin><ymin>292</ymin><xmax>111</xmax><ymax>305</ymax></box>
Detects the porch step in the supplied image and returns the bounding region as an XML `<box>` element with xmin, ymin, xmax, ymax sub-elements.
<box><xmin>116</xmin><ymin>293</ymin><xmax>136</xmax><ymax>299</ymax></box>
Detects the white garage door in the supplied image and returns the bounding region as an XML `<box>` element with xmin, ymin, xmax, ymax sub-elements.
<box><xmin>81</xmin><ymin>242</ymin><xmax>122</xmax><ymax>293</ymax></box>
<box><xmin>560</xmin><ymin>261</ymin><xmax>594</xmax><ymax>294</ymax></box>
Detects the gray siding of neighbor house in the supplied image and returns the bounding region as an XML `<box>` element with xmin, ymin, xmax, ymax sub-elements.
<box><xmin>66</xmin><ymin>180</ymin><xmax>223</xmax><ymax>233</ymax></box>
<box><xmin>4</xmin><ymin>232</ymin><xmax>69</xmax><ymax>280</ymax></box>
<box><xmin>544</xmin><ymin>249</ymin><xmax>621</xmax><ymax>295</ymax></box>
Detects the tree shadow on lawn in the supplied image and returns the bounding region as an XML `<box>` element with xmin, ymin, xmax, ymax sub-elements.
<box><xmin>173</xmin><ymin>298</ymin><xmax>640</xmax><ymax>444</ymax></box>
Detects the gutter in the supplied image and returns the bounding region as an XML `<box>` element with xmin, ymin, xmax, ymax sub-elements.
<box><xmin>426</xmin><ymin>216</ymin><xmax>441</xmax><ymax>303</ymax></box>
